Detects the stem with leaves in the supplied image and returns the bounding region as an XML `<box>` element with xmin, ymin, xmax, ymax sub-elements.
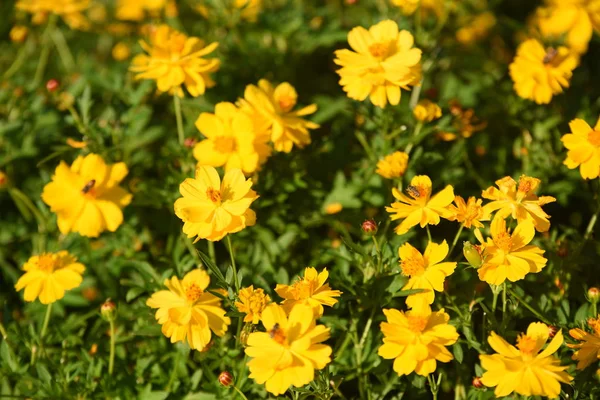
<box><xmin>32</xmin><ymin>302</ymin><xmax>53</xmax><ymax>365</ymax></box>
<box><xmin>173</xmin><ymin>95</ymin><xmax>185</xmax><ymax>146</ymax></box>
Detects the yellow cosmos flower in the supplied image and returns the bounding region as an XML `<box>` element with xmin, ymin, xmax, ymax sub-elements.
<box><xmin>456</xmin><ymin>12</ymin><xmax>497</xmax><ymax>45</ymax></box>
<box><xmin>235</xmin><ymin>285</ymin><xmax>271</xmax><ymax>324</ymax></box>
<box><xmin>390</xmin><ymin>0</ymin><xmax>446</xmax><ymax>19</ymax></box>
<box><xmin>386</xmin><ymin>175</ymin><xmax>454</xmax><ymax>235</ymax></box>
<box><xmin>41</xmin><ymin>154</ymin><xmax>132</xmax><ymax>238</ymax></box>
<box><xmin>334</xmin><ymin>20</ymin><xmax>422</xmax><ymax>108</ymax></box>
<box><xmin>413</xmin><ymin>100</ymin><xmax>442</xmax><ymax>123</ymax></box>
<box><xmin>174</xmin><ymin>166</ymin><xmax>258</xmax><ymax>242</ymax></box>
<box><xmin>193</xmin><ymin>102</ymin><xmax>271</xmax><ymax>175</ymax></box>
<box><xmin>509</xmin><ymin>39</ymin><xmax>578</xmax><ymax>104</ymax></box>
<box><xmin>447</xmin><ymin>196</ymin><xmax>486</xmax><ymax>229</ymax></box>
<box><xmin>130</xmin><ymin>25</ymin><xmax>220</xmax><ymax>98</ymax></box>
<box><xmin>561</xmin><ymin>116</ymin><xmax>600</xmax><ymax>179</ymax></box>
<box><xmin>378</xmin><ymin>305</ymin><xmax>459</xmax><ymax>376</ymax></box>
<box><xmin>475</xmin><ymin>217</ymin><xmax>547</xmax><ymax>286</ymax></box>
<box><xmin>116</xmin><ymin>0</ymin><xmax>168</xmax><ymax>21</ymax></box>
<box><xmin>376</xmin><ymin>151</ymin><xmax>409</xmax><ymax>179</ymax></box>
<box><xmin>146</xmin><ymin>269</ymin><xmax>230</xmax><ymax>351</ymax></box>
<box><xmin>15</xmin><ymin>251</ymin><xmax>85</xmax><ymax>305</ymax></box>
<box><xmin>480</xmin><ymin>322</ymin><xmax>573</xmax><ymax>398</ymax></box>
<box><xmin>16</xmin><ymin>0</ymin><xmax>90</xmax><ymax>30</ymax></box>
<box><xmin>399</xmin><ymin>241</ymin><xmax>456</xmax><ymax>308</ymax></box>
<box><xmin>245</xmin><ymin>303</ymin><xmax>332</xmax><ymax>396</ymax></box>
<box><xmin>275</xmin><ymin>267</ymin><xmax>342</xmax><ymax>317</ymax></box>
<box><xmin>481</xmin><ymin>175</ymin><xmax>556</xmax><ymax>232</ymax></box>
<box><xmin>238</xmin><ymin>79</ymin><xmax>319</xmax><ymax>153</ymax></box>
<box><xmin>568</xmin><ymin>315</ymin><xmax>600</xmax><ymax>369</ymax></box>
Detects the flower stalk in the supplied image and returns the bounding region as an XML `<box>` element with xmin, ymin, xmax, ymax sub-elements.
<box><xmin>174</xmin><ymin>95</ymin><xmax>185</xmax><ymax>146</ymax></box>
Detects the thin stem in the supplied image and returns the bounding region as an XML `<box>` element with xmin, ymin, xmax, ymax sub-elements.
<box><xmin>40</xmin><ymin>303</ymin><xmax>53</xmax><ymax>339</ymax></box>
<box><xmin>462</xmin><ymin>141</ymin><xmax>487</xmax><ymax>189</ymax></box>
<box><xmin>183</xmin><ymin>236</ymin><xmax>201</xmax><ymax>264</ymax></box>
<box><xmin>404</xmin><ymin>122</ymin><xmax>423</xmax><ymax>155</ymax></box>
<box><xmin>592</xmin><ymin>302</ymin><xmax>597</xmax><ymax>318</ymax></box>
<box><xmin>426</xmin><ymin>225</ymin><xmax>432</xmax><ymax>243</ymax></box>
<box><xmin>208</xmin><ymin>241</ymin><xmax>216</xmax><ymax>264</ymax></box>
<box><xmin>226</xmin><ymin>235</ymin><xmax>240</xmax><ymax>292</ymax></box>
<box><xmin>449</xmin><ymin>224</ymin><xmax>464</xmax><ymax>257</ymax></box>
<box><xmin>371</xmin><ymin>235</ymin><xmax>382</xmax><ymax>274</ymax></box>
<box><xmin>3</xmin><ymin>38</ymin><xmax>31</xmax><ymax>80</ymax></box>
<box><xmin>109</xmin><ymin>320</ymin><xmax>116</xmax><ymax>376</ymax></box>
<box><xmin>50</xmin><ymin>27</ymin><xmax>75</xmax><ymax>72</ymax></box>
<box><xmin>232</xmin><ymin>385</ymin><xmax>249</xmax><ymax>400</ymax></box>
<box><xmin>359</xmin><ymin>308</ymin><xmax>375</xmax><ymax>350</ymax></box>
<box><xmin>0</xmin><ymin>322</ymin><xmax>7</xmax><ymax>340</ymax></box>
<box><xmin>33</xmin><ymin>14</ymin><xmax>58</xmax><ymax>87</ymax></box>
<box><xmin>427</xmin><ymin>374</ymin><xmax>438</xmax><ymax>400</ymax></box>
<box><xmin>502</xmin><ymin>282</ymin><xmax>507</xmax><ymax>318</ymax></box>
<box><xmin>166</xmin><ymin>350</ymin><xmax>181</xmax><ymax>391</ymax></box>
<box><xmin>584</xmin><ymin>211</ymin><xmax>599</xmax><ymax>241</ymax></box>
<box><xmin>355</xmin><ymin>131</ymin><xmax>376</xmax><ymax>161</ymax></box>
<box><xmin>173</xmin><ymin>95</ymin><xmax>185</xmax><ymax>145</ymax></box>
<box><xmin>509</xmin><ymin>289</ymin><xmax>551</xmax><ymax>324</ymax></box>
<box><xmin>492</xmin><ymin>287</ymin><xmax>499</xmax><ymax>312</ymax></box>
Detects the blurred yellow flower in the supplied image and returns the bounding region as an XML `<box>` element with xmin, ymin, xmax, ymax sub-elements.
<box><xmin>65</xmin><ymin>138</ymin><xmax>87</xmax><ymax>149</ymax></box>
<box><xmin>569</xmin><ymin>316</ymin><xmax>600</xmax><ymax>369</ymax></box>
<box><xmin>16</xmin><ymin>0</ymin><xmax>90</xmax><ymax>30</ymax></box>
<box><xmin>41</xmin><ymin>154</ymin><xmax>132</xmax><ymax>238</ymax></box>
<box><xmin>561</xmin><ymin>116</ymin><xmax>600</xmax><ymax>179</ymax></box>
<box><xmin>447</xmin><ymin>196</ymin><xmax>486</xmax><ymax>229</ymax></box>
<box><xmin>193</xmin><ymin>102</ymin><xmax>271</xmax><ymax>175</ymax></box>
<box><xmin>376</xmin><ymin>151</ymin><xmax>409</xmax><ymax>179</ymax></box>
<box><xmin>130</xmin><ymin>25</ymin><xmax>220</xmax><ymax>98</ymax></box>
<box><xmin>480</xmin><ymin>322</ymin><xmax>573</xmax><ymax>397</ymax></box>
<box><xmin>174</xmin><ymin>166</ymin><xmax>258</xmax><ymax>242</ymax></box>
<box><xmin>112</xmin><ymin>42</ymin><xmax>131</xmax><ymax>61</ymax></box>
<box><xmin>9</xmin><ymin>26</ymin><xmax>28</xmax><ymax>43</ymax></box>
<box><xmin>239</xmin><ymin>79</ymin><xmax>318</xmax><ymax>153</ymax></box>
<box><xmin>334</xmin><ymin>20</ymin><xmax>422</xmax><ymax>108</ymax></box>
<box><xmin>456</xmin><ymin>12</ymin><xmax>496</xmax><ymax>45</ymax></box>
<box><xmin>475</xmin><ymin>216</ymin><xmax>547</xmax><ymax>286</ymax></box>
<box><xmin>378</xmin><ymin>305</ymin><xmax>458</xmax><ymax>376</ymax></box>
<box><xmin>15</xmin><ymin>251</ymin><xmax>85</xmax><ymax>304</ymax></box>
<box><xmin>275</xmin><ymin>267</ymin><xmax>342</xmax><ymax>316</ymax></box>
<box><xmin>235</xmin><ymin>0</ymin><xmax>262</xmax><ymax>22</ymax></box>
<box><xmin>482</xmin><ymin>175</ymin><xmax>556</xmax><ymax>232</ymax></box>
<box><xmin>146</xmin><ymin>269</ymin><xmax>230</xmax><ymax>351</ymax></box>
<box><xmin>390</xmin><ymin>0</ymin><xmax>446</xmax><ymax>19</ymax></box>
<box><xmin>116</xmin><ymin>0</ymin><xmax>168</xmax><ymax>21</ymax></box>
<box><xmin>235</xmin><ymin>285</ymin><xmax>271</xmax><ymax>324</ymax></box>
<box><xmin>437</xmin><ymin>99</ymin><xmax>487</xmax><ymax>141</ymax></box>
<box><xmin>245</xmin><ymin>303</ymin><xmax>332</xmax><ymax>396</ymax></box>
<box><xmin>398</xmin><ymin>241</ymin><xmax>456</xmax><ymax>308</ymax></box>
<box><xmin>509</xmin><ymin>39</ymin><xmax>578</xmax><ymax>104</ymax></box>
<box><xmin>324</xmin><ymin>202</ymin><xmax>343</xmax><ymax>214</ymax></box>
<box><xmin>386</xmin><ymin>175</ymin><xmax>454</xmax><ymax>235</ymax></box>
<box><xmin>413</xmin><ymin>99</ymin><xmax>442</xmax><ymax>122</ymax></box>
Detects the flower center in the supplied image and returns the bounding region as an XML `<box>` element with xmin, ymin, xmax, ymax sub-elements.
<box><xmin>185</xmin><ymin>283</ymin><xmax>203</xmax><ymax>303</ymax></box>
<box><xmin>269</xmin><ymin>323</ymin><xmax>287</xmax><ymax>345</ymax></box>
<box><xmin>587</xmin><ymin>130</ymin><xmax>600</xmax><ymax>147</ymax></box>
<box><xmin>368</xmin><ymin>42</ymin><xmax>390</xmax><ymax>59</ymax></box>
<box><xmin>543</xmin><ymin>47</ymin><xmax>557</xmax><ymax>65</ymax></box>
<box><xmin>206</xmin><ymin>187</ymin><xmax>221</xmax><ymax>203</ymax></box>
<box><xmin>213</xmin><ymin>136</ymin><xmax>236</xmax><ymax>153</ymax></box>
<box><xmin>407</xmin><ymin>316</ymin><xmax>428</xmax><ymax>333</ymax></box>
<box><xmin>406</xmin><ymin>184</ymin><xmax>430</xmax><ymax>200</ymax></box>
<box><xmin>516</xmin><ymin>334</ymin><xmax>537</xmax><ymax>355</ymax></box>
<box><xmin>291</xmin><ymin>278</ymin><xmax>316</xmax><ymax>299</ymax></box>
<box><xmin>401</xmin><ymin>257</ymin><xmax>425</xmax><ymax>277</ymax></box>
<box><xmin>588</xmin><ymin>317</ymin><xmax>600</xmax><ymax>336</ymax></box>
<box><xmin>37</xmin><ymin>254</ymin><xmax>56</xmax><ymax>272</ymax></box>
<box><xmin>278</xmin><ymin>95</ymin><xmax>296</xmax><ymax>113</ymax></box>
<box><xmin>494</xmin><ymin>232</ymin><xmax>513</xmax><ymax>252</ymax></box>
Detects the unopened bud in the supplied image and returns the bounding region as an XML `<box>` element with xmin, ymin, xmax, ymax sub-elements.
<box><xmin>9</xmin><ymin>26</ymin><xmax>28</xmax><ymax>43</ymax></box>
<box><xmin>463</xmin><ymin>242</ymin><xmax>482</xmax><ymax>268</ymax></box>
<box><xmin>46</xmin><ymin>79</ymin><xmax>60</xmax><ymax>92</ymax></box>
<box><xmin>472</xmin><ymin>376</ymin><xmax>484</xmax><ymax>388</ymax></box>
<box><xmin>184</xmin><ymin>137</ymin><xmax>197</xmax><ymax>148</ymax></box>
<box><xmin>588</xmin><ymin>287</ymin><xmax>600</xmax><ymax>304</ymax></box>
<box><xmin>361</xmin><ymin>219</ymin><xmax>378</xmax><ymax>235</ymax></box>
<box><xmin>547</xmin><ymin>325</ymin><xmax>558</xmax><ymax>338</ymax></box>
<box><xmin>218</xmin><ymin>371</ymin><xmax>233</xmax><ymax>387</ymax></box>
<box><xmin>100</xmin><ymin>299</ymin><xmax>116</xmax><ymax>321</ymax></box>
<box><xmin>0</xmin><ymin>171</ymin><xmax>8</xmax><ymax>189</ymax></box>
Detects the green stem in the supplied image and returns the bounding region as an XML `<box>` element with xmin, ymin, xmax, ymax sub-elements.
<box><xmin>502</xmin><ymin>282</ymin><xmax>507</xmax><ymax>318</ymax></box>
<box><xmin>50</xmin><ymin>27</ymin><xmax>75</xmax><ymax>72</ymax></box>
<box><xmin>33</xmin><ymin>14</ymin><xmax>58</xmax><ymax>87</ymax></box>
<box><xmin>426</xmin><ymin>225</ymin><xmax>432</xmax><ymax>243</ymax></box>
<box><xmin>3</xmin><ymin>38</ymin><xmax>32</xmax><ymax>80</ymax></box>
<box><xmin>371</xmin><ymin>235</ymin><xmax>382</xmax><ymax>274</ymax></box>
<box><xmin>173</xmin><ymin>95</ymin><xmax>185</xmax><ymax>145</ymax></box>
<box><xmin>166</xmin><ymin>350</ymin><xmax>181</xmax><ymax>391</ymax></box>
<box><xmin>226</xmin><ymin>235</ymin><xmax>240</xmax><ymax>292</ymax></box>
<box><xmin>584</xmin><ymin>211</ymin><xmax>599</xmax><ymax>241</ymax></box>
<box><xmin>208</xmin><ymin>240</ymin><xmax>216</xmax><ymax>264</ymax></box>
<box><xmin>509</xmin><ymin>289</ymin><xmax>551</xmax><ymax>324</ymax></box>
<box><xmin>404</xmin><ymin>122</ymin><xmax>423</xmax><ymax>155</ymax></box>
<box><xmin>355</xmin><ymin>131</ymin><xmax>376</xmax><ymax>161</ymax></box>
<box><xmin>0</xmin><ymin>322</ymin><xmax>7</xmax><ymax>340</ymax></box>
<box><xmin>592</xmin><ymin>302</ymin><xmax>597</xmax><ymax>318</ymax></box>
<box><xmin>40</xmin><ymin>303</ymin><xmax>53</xmax><ymax>340</ymax></box>
<box><xmin>427</xmin><ymin>374</ymin><xmax>438</xmax><ymax>400</ymax></box>
<box><xmin>232</xmin><ymin>385</ymin><xmax>249</xmax><ymax>400</ymax></box>
<box><xmin>109</xmin><ymin>320</ymin><xmax>116</xmax><ymax>376</ymax></box>
<box><xmin>448</xmin><ymin>224</ymin><xmax>464</xmax><ymax>257</ymax></box>
<box><xmin>491</xmin><ymin>287</ymin><xmax>499</xmax><ymax>313</ymax></box>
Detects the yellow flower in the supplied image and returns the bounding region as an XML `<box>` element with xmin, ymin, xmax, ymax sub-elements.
<box><xmin>447</xmin><ymin>196</ymin><xmax>486</xmax><ymax>229</ymax></box>
<box><xmin>112</xmin><ymin>42</ymin><xmax>131</xmax><ymax>61</ymax></box>
<box><xmin>192</xmin><ymin>102</ymin><xmax>271</xmax><ymax>175</ymax></box>
<box><xmin>174</xmin><ymin>166</ymin><xmax>258</xmax><ymax>242</ymax></box>
<box><xmin>10</xmin><ymin>25</ymin><xmax>28</xmax><ymax>43</ymax></box>
<box><xmin>509</xmin><ymin>39</ymin><xmax>578</xmax><ymax>104</ymax></box>
<box><xmin>378</xmin><ymin>305</ymin><xmax>459</xmax><ymax>376</ymax></box>
<box><xmin>235</xmin><ymin>285</ymin><xmax>271</xmax><ymax>324</ymax></box>
<box><xmin>16</xmin><ymin>0</ymin><xmax>90</xmax><ymax>30</ymax></box>
<box><xmin>41</xmin><ymin>154</ymin><xmax>132</xmax><ymax>238</ymax></box>
<box><xmin>413</xmin><ymin>100</ymin><xmax>442</xmax><ymax>122</ymax></box>
<box><xmin>146</xmin><ymin>269</ymin><xmax>230</xmax><ymax>351</ymax></box>
<box><xmin>238</xmin><ymin>79</ymin><xmax>319</xmax><ymax>153</ymax></box>
<box><xmin>568</xmin><ymin>315</ymin><xmax>600</xmax><ymax>370</ymax></box>
<box><xmin>456</xmin><ymin>12</ymin><xmax>496</xmax><ymax>45</ymax></box>
<box><xmin>235</xmin><ymin>0</ymin><xmax>262</xmax><ymax>22</ymax></box>
<box><xmin>376</xmin><ymin>151</ymin><xmax>409</xmax><ymax>179</ymax></box>
<box><xmin>334</xmin><ymin>20</ymin><xmax>422</xmax><ymax>108</ymax></box>
<box><xmin>275</xmin><ymin>267</ymin><xmax>342</xmax><ymax>317</ymax></box>
<box><xmin>116</xmin><ymin>0</ymin><xmax>168</xmax><ymax>21</ymax></box>
<box><xmin>481</xmin><ymin>175</ymin><xmax>556</xmax><ymax>232</ymax></box>
<box><xmin>386</xmin><ymin>175</ymin><xmax>454</xmax><ymax>235</ymax></box>
<box><xmin>390</xmin><ymin>0</ymin><xmax>446</xmax><ymax>19</ymax></box>
<box><xmin>480</xmin><ymin>322</ymin><xmax>573</xmax><ymax>398</ymax></box>
<box><xmin>437</xmin><ymin>99</ymin><xmax>487</xmax><ymax>141</ymax></box>
<box><xmin>324</xmin><ymin>202</ymin><xmax>343</xmax><ymax>215</ymax></box>
<box><xmin>130</xmin><ymin>25</ymin><xmax>220</xmax><ymax>98</ymax></box>
<box><xmin>475</xmin><ymin>216</ymin><xmax>547</xmax><ymax>286</ymax></box>
<box><xmin>398</xmin><ymin>241</ymin><xmax>456</xmax><ymax>308</ymax></box>
<box><xmin>245</xmin><ymin>303</ymin><xmax>332</xmax><ymax>396</ymax></box>
<box><xmin>15</xmin><ymin>251</ymin><xmax>85</xmax><ymax>304</ymax></box>
<box><xmin>561</xmin><ymin>116</ymin><xmax>600</xmax><ymax>179</ymax></box>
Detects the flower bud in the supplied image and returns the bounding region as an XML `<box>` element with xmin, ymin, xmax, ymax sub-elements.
<box><xmin>472</xmin><ymin>376</ymin><xmax>484</xmax><ymax>388</ymax></box>
<box><xmin>218</xmin><ymin>371</ymin><xmax>233</xmax><ymax>387</ymax></box>
<box><xmin>588</xmin><ymin>287</ymin><xmax>600</xmax><ymax>304</ymax></box>
<box><xmin>100</xmin><ymin>299</ymin><xmax>116</xmax><ymax>321</ymax></box>
<box><xmin>0</xmin><ymin>171</ymin><xmax>8</xmax><ymax>190</ymax></box>
<box><xmin>184</xmin><ymin>137</ymin><xmax>197</xmax><ymax>148</ymax></box>
<box><xmin>361</xmin><ymin>219</ymin><xmax>378</xmax><ymax>235</ymax></box>
<box><xmin>46</xmin><ymin>79</ymin><xmax>60</xmax><ymax>93</ymax></box>
<box><xmin>10</xmin><ymin>26</ymin><xmax>28</xmax><ymax>43</ymax></box>
<box><xmin>463</xmin><ymin>242</ymin><xmax>482</xmax><ymax>268</ymax></box>
<box><xmin>547</xmin><ymin>325</ymin><xmax>558</xmax><ymax>338</ymax></box>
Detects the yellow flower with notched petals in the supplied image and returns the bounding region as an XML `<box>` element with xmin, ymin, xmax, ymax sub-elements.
<box><xmin>245</xmin><ymin>303</ymin><xmax>332</xmax><ymax>396</ymax></box>
<box><xmin>174</xmin><ymin>166</ymin><xmax>258</xmax><ymax>242</ymax></box>
<box><xmin>334</xmin><ymin>20</ymin><xmax>422</xmax><ymax>109</ymax></box>
<box><xmin>447</xmin><ymin>196</ymin><xmax>486</xmax><ymax>229</ymax></box>
<box><xmin>561</xmin><ymin>116</ymin><xmax>600</xmax><ymax>179</ymax></box>
<box><xmin>16</xmin><ymin>0</ymin><xmax>90</xmax><ymax>30</ymax></box>
<box><xmin>378</xmin><ymin>305</ymin><xmax>458</xmax><ymax>376</ymax></box>
<box><xmin>413</xmin><ymin>100</ymin><xmax>441</xmax><ymax>122</ymax></box>
<box><xmin>15</xmin><ymin>251</ymin><xmax>85</xmax><ymax>305</ymax></box>
<box><xmin>146</xmin><ymin>269</ymin><xmax>230</xmax><ymax>351</ymax></box>
<box><xmin>235</xmin><ymin>286</ymin><xmax>271</xmax><ymax>324</ymax></box>
<box><xmin>193</xmin><ymin>102</ymin><xmax>271</xmax><ymax>175</ymax></box>
<box><xmin>568</xmin><ymin>315</ymin><xmax>600</xmax><ymax>370</ymax></box>
<box><xmin>130</xmin><ymin>25</ymin><xmax>219</xmax><ymax>98</ymax></box>
<box><xmin>480</xmin><ymin>322</ymin><xmax>573</xmax><ymax>398</ymax></box>
<box><xmin>376</xmin><ymin>151</ymin><xmax>409</xmax><ymax>179</ymax></box>
<box><xmin>386</xmin><ymin>175</ymin><xmax>454</xmax><ymax>235</ymax></box>
<box><xmin>398</xmin><ymin>241</ymin><xmax>456</xmax><ymax>308</ymax></box>
<box><xmin>509</xmin><ymin>39</ymin><xmax>578</xmax><ymax>104</ymax></box>
<box><xmin>275</xmin><ymin>267</ymin><xmax>342</xmax><ymax>317</ymax></box>
<box><xmin>238</xmin><ymin>79</ymin><xmax>318</xmax><ymax>153</ymax></box>
<box><xmin>481</xmin><ymin>175</ymin><xmax>555</xmax><ymax>232</ymax></box>
<box><xmin>475</xmin><ymin>216</ymin><xmax>547</xmax><ymax>286</ymax></box>
<box><xmin>41</xmin><ymin>154</ymin><xmax>132</xmax><ymax>238</ymax></box>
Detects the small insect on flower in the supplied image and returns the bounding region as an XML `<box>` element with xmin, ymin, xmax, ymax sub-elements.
<box><xmin>81</xmin><ymin>179</ymin><xmax>96</xmax><ymax>194</ymax></box>
<box><xmin>406</xmin><ymin>185</ymin><xmax>421</xmax><ymax>198</ymax></box>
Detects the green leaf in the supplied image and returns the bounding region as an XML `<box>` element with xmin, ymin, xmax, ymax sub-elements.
<box><xmin>197</xmin><ymin>249</ymin><xmax>226</xmax><ymax>285</ymax></box>
<box><xmin>184</xmin><ymin>393</ymin><xmax>217</xmax><ymax>400</ymax></box>
<box><xmin>36</xmin><ymin>364</ymin><xmax>52</xmax><ymax>384</ymax></box>
<box><xmin>452</xmin><ymin>343</ymin><xmax>464</xmax><ymax>364</ymax></box>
